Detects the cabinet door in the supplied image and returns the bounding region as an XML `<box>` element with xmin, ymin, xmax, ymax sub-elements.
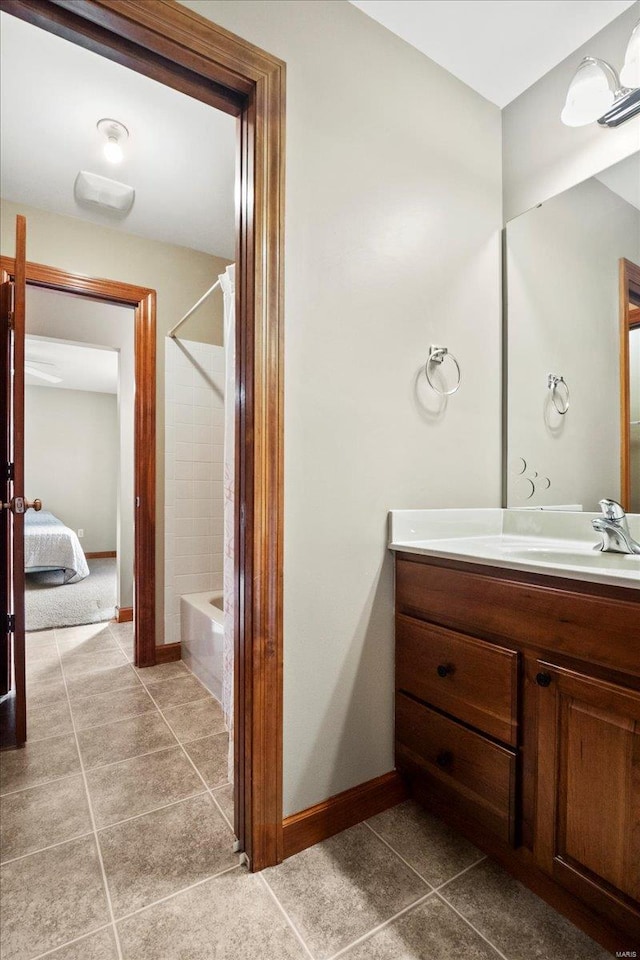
<box><xmin>535</xmin><ymin>661</ymin><xmax>640</xmax><ymax>936</ymax></box>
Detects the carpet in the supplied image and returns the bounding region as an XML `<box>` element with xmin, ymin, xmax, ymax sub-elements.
<box><xmin>25</xmin><ymin>558</ymin><xmax>117</xmax><ymax>631</ymax></box>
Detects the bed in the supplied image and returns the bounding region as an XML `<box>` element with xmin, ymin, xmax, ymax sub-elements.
<box><xmin>24</xmin><ymin>510</ymin><xmax>90</xmax><ymax>584</ymax></box>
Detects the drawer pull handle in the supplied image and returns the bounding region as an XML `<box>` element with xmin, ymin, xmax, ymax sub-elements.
<box><xmin>536</xmin><ymin>671</ymin><xmax>552</xmax><ymax>687</ymax></box>
<box><xmin>437</xmin><ymin>664</ymin><xmax>453</xmax><ymax>678</ymax></box>
<box><xmin>436</xmin><ymin>750</ymin><xmax>453</xmax><ymax>768</ymax></box>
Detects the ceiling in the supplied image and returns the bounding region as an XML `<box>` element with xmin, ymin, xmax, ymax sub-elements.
<box><xmin>349</xmin><ymin>0</ymin><xmax>636</xmax><ymax>106</ymax></box>
<box><xmin>26</xmin><ymin>337</ymin><xmax>119</xmax><ymax>394</ymax></box>
<box><xmin>0</xmin><ymin>12</ymin><xmax>236</xmax><ymax>258</ymax></box>
<box><xmin>25</xmin><ymin>285</ymin><xmax>133</xmax><ymax>393</ymax></box>
<box><xmin>595</xmin><ymin>152</ymin><xmax>640</xmax><ymax>209</ymax></box>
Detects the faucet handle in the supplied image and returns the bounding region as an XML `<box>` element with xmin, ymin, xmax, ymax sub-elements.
<box><xmin>598</xmin><ymin>499</ymin><xmax>625</xmax><ymax>521</ymax></box>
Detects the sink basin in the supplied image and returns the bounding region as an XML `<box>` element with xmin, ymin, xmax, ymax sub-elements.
<box><xmin>388</xmin><ymin>510</ymin><xmax>640</xmax><ymax>589</ymax></box>
<box><xmin>500</xmin><ymin>543</ymin><xmax>640</xmax><ymax>570</ymax></box>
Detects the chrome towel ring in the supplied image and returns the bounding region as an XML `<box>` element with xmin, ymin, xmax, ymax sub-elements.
<box><xmin>548</xmin><ymin>373</ymin><xmax>569</xmax><ymax>415</ymax></box>
<box><xmin>425</xmin><ymin>345</ymin><xmax>461</xmax><ymax>396</ymax></box>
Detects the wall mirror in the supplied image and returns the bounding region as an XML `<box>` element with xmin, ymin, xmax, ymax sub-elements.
<box><xmin>504</xmin><ymin>151</ymin><xmax>640</xmax><ymax>512</ymax></box>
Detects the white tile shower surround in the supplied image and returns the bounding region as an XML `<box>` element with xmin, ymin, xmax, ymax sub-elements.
<box><xmin>0</xmin><ymin>625</ymin><xmax>610</xmax><ymax>960</ymax></box>
<box><xmin>165</xmin><ymin>338</ymin><xmax>225</xmax><ymax>646</ymax></box>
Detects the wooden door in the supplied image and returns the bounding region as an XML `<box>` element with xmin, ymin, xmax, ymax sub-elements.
<box><xmin>535</xmin><ymin>660</ymin><xmax>640</xmax><ymax>938</ymax></box>
<box><xmin>0</xmin><ymin>215</ymin><xmax>27</xmax><ymax>748</ymax></box>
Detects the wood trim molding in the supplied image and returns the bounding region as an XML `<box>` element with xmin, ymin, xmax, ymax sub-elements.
<box><xmin>155</xmin><ymin>642</ymin><xmax>182</xmax><ymax>663</ymax></box>
<box><xmin>3</xmin><ymin>0</ymin><xmax>286</xmax><ymax>870</ymax></box>
<box><xmin>282</xmin><ymin>772</ymin><xmax>407</xmax><ymax>860</ymax></box>
<box><xmin>85</xmin><ymin>551</ymin><xmax>116</xmax><ymax>560</ymax></box>
<box><xmin>115</xmin><ymin>607</ymin><xmax>134</xmax><ymax>624</ymax></box>
<box><xmin>0</xmin><ymin>256</ymin><xmax>157</xmax><ymax>670</ymax></box>
<box><xmin>620</xmin><ymin>258</ymin><xmax>640</xmax><ymax>510</ymax></box>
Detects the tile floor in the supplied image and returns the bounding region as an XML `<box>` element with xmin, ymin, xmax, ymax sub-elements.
<box><xmin>1</xmin><ymin>622</ymin><xmax>612</xmax><ymax>959</ymax></box>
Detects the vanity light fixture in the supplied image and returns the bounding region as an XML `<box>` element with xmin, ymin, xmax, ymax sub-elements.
<box><xmin>97</xmin><ymin>118</ymin><xmax>129</xmax><ymax>163</ymax></box>
<box><xmin>620</xmin><ymin>20</ymin><xmax>640</xmax><ymax>87</ymax></box>
<box><xmin>561</xmin><ymin>21</ymin><xmax>640</xmax><ymax>128</ymax></box>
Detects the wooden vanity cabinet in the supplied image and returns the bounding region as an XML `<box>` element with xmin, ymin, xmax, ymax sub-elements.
<box><xmin>535</xmin><ymin>661</ymin><xmax>640</xmax><ymax>933</ymax></box>
<box><xmin>394</xmin><ymin>553</ymin><xmax>640</xmax><ymax>951</ymax></box>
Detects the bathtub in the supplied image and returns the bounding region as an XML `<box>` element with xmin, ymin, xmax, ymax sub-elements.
<box><xmin>180</xmin><ymin>590</ymin><xmax>224</xmax><ymax>701</ymax></box>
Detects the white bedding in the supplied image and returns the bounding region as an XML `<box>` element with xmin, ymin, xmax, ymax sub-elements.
<box><xmin>24</xmin><ymin>510</ymin><xmax>90</xmax><ymax>584</ymax></box>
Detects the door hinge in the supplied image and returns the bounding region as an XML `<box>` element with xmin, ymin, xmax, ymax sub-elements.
<box><xmin>6</xmin><ymin>614</ymin><xmax>15</xmax><ymax>634</ymax></box>
<box><xmin>5</xmin><ymin>462</ymin><xmax>14</xmax><ymax>481</ymax></box>
<box><xmin>7</xmin><ymin>311</ymin><xmax>14</xmax><ymax>329</ymax></box>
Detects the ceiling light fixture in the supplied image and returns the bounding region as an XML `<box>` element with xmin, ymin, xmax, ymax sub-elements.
<box><xmin>97</xmin><ymin>118</ymin><xmax>129</xmax><ymax>163</ymax></box>
<box><xmin>561</xmin><ymin>21</ymin><xmax>640</xmax><ymax>128</ymax></box>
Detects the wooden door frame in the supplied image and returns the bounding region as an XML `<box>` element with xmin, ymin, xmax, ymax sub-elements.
<box><xmin>3</xmin><ymin>0</ymin><xmax>286</xmax><ymax>870</ymax></box>
<box><xmin>0</xmin><ymin>258</ymin><xmax>157</xmax><ymax>668</ymax></box>
<box><xmin>620</xmin><ymin>258</ymin><xmax>640</xmax><ymax>509</ymax></box>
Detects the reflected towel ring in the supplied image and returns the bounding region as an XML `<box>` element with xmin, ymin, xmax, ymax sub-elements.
<box><xmin>425</xmin><ymin>345</ymin><xmax>461</xmax><ymax>396</ymax></box>
<box><xmin>548</xmin><ymin>373</ymin><xmax>569</xmax><ymax>415</ymax></box>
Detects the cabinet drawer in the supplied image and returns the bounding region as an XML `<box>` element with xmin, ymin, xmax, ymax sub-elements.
<box><xmin>396</xmin><ymin>692</ymin><xmax>517</xmax><ymax>844</ymax></box>
<box><xmin>396</xmin><ymin>614</ymin><xmax>518</xmax><ymax>745</ymax></box>
<box><xmin>396</xmin><ymin>557</ymin><xmax>640</xmax><ymax>679</ymax></box>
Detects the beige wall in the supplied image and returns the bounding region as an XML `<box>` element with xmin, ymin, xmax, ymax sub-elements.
<box><xmin>1</xmin><ymin>198</ymin><xmax>232</xmax><ymax>633</ymax></box>
<box><xmin>506</xmin><ymin>177</ymin><xmax>640</xmax><ymax>511</ymax></box>
<box><xmin>182</xmin><ymin>0</ymin><xmax>503</xmax><ymax>816</ymax></box>
<box><xmin>502</xmin><ymin>2</ymin><xmax>640</xmax><ymax>221</ymax></box>
<box><xmin>25</xmin><ymin>386</ymin><xmax>118</xmax><ymax>553</ymax></box>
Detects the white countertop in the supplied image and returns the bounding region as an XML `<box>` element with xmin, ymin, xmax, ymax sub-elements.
<box><xmin>388</xmin><ymin>509</ymin><xmax>640</xmax><ymax>591</ymax></box>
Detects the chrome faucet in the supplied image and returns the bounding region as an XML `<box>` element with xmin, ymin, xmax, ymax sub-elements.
<box><xmin>592</xmin><ymin>499</ymin><xmax>640</xmax><ymax>555</ymax></box>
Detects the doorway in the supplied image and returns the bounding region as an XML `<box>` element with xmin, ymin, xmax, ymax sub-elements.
<box><xmin>1</xmin><ymin>0</ymin><xmax>285</xmax><ymax>871</ymax></box>
<box><xmin>0</xmin><ymin>258</ymin><xmax>157</xmax><ymax>664</ymax></box>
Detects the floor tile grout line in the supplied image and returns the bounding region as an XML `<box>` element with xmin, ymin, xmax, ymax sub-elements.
<box><xmin>1</xmin><ymin>769</ymin><xmax>83</xmax><ymax>799</ymax></box>
<box><xmin>432</xmin><ymin>855</ymin><xmax>488</xmax><ymax>893</ymax></box>
<box><xmin>139</xmin><ymin>666</ymin><xmax>238</xmax><ymax>853</ymax></box>
<box><xmin>324</xmin><ymin>890</ymin><xmax>434</xmax><ymax>960</ymax></box>
<box><xmin>2</xmin><ymin>787</ymin><xmax>215</xmax><ymax>867</ymax></box>
<box><xmin>154</xmin><ymin>692</ymin><xmax>221</xmax><ymax>712</ymax></box>
<box><xmin>209</xmin><ymin>785</ymin><xmax>234</xmax><ymax>832</ymax></box>
<box><xmin>60</xmin><ymin>657</ymin><xmax>132</xmax><ymax>683</ymax></box>
<box><xmin>259</xmin><ymin>872</ymin><xmax>316</xmax><ymax>960</ymax></box>
<box><xmin>66</xmin><ymin>678</ymin><xmax>142</xmax><ymax>702</ymax></box>
<box><xmin>1</xmin><ymin>724</ymin><xmax>221</xmax><ymax>798</ymax></box>
<box><xmin>175</xmin><ymin>657</ymin><xmax>236</xmax><ymax>838</ymax></box>
<box><xmin>135</xmin><ymin>673</ymin><xmax>233</xmax><ymax>810</ymax></box>
<box><xmin>29</xmin><ymin>677</ymin><xmax>138</xmax><ymax>704</ymax></box>
<box><xmin>135</xmin><ymin>668</ymin><xmax>196</xmax><ymax>689</ymax></box>
<box><xmin>0</xmin><ymin>829</ymin><xmax>95</xmax><ymax>867</ymax></box>
<box><xmin>94</xmin><ymin>790</ymin><xmax>210</xmax><ymax>834</ymax></box>
<box><xmin>169</xmin><ymin>727</ymin><xmax>229</xmax><ymax>747</ymax></box>
<box><xmin>44</xmin><ymin>626</ymin><xmax>238</xmax><ymax>941</ymax></box>
<box><xmin>114</xmin><ymin>862</ymin><xmax>242</xmax><ymax>925</ymax></box>
<box><xmin>28</xmin><ymin>923</ymin><xmax>115</xmax><ymax>960</ymax></box>
<box><xmin>58</xmin><ymin>645</ymin><xmax>128</xmax><ymax>660</ymax></box>
<box><xmin>434</xmin><ymin>891</ymin><xmax>511</xmax><ymax>960</ymax></box>
<box><xmin>67</xmin><ymin>706</ymin><xmax>159</xmax><ymax>735</ymax></box>
<box><xmin>54</xmin><ymin>631</ymin><xmax>125</xmax><ymax>960</ymax></box>
<box><xmin>363</xmin><ymin>821</ymin><xmax>435</xmax><ymax>891</ymax></box>
<box><xmin>81</xmin><ymin>742</ymin><xmax>183</xmax><ymax>774</ymax></box>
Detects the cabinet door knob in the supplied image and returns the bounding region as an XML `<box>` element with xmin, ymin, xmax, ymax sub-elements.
<box><xmin>437</xmin><ymin>664</ymin><xmax>453</xmax><ymax>678</ymax></box>
<box><xmin>436</xmin><ymin>750</ymin><xmax>453</xmax><ymax>768</ymax></box>
<box><xmin>536</xmin><ymin>671</ymin><xmax>552</xmax><ymax>687</ymax></box>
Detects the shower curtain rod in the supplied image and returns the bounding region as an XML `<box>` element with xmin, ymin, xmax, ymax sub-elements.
<box><xmin>168</xmin><ymin>278</ymin><xmax>221</xmax><ymax>339</ymax></box>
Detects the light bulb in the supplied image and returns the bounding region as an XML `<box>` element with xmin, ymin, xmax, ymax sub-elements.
<box><xmin>561</xmin><ymin>57</ymin><xmax>615</xmax><ymax>127</ymax></box>
<box><xmin>104</xmin><ymin>136</ymin><xmax>123</xmax><ymax>164</ymax></box>
<box><xmin>620</xmin><ymin>21</ymin><xmax>640</xmax><ymax>88</ymax></box>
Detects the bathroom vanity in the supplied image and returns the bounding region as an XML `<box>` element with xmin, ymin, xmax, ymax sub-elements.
<box><xmin>390</xmin><ymin>509</ymin><xmax>640</xmax><ymax>952</ymax></box>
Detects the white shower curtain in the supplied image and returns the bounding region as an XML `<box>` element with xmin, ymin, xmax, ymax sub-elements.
<box><xmin>219</xmin><ymin>264</ymin><xmax>235</xmax><ymax>782</ymax></box>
